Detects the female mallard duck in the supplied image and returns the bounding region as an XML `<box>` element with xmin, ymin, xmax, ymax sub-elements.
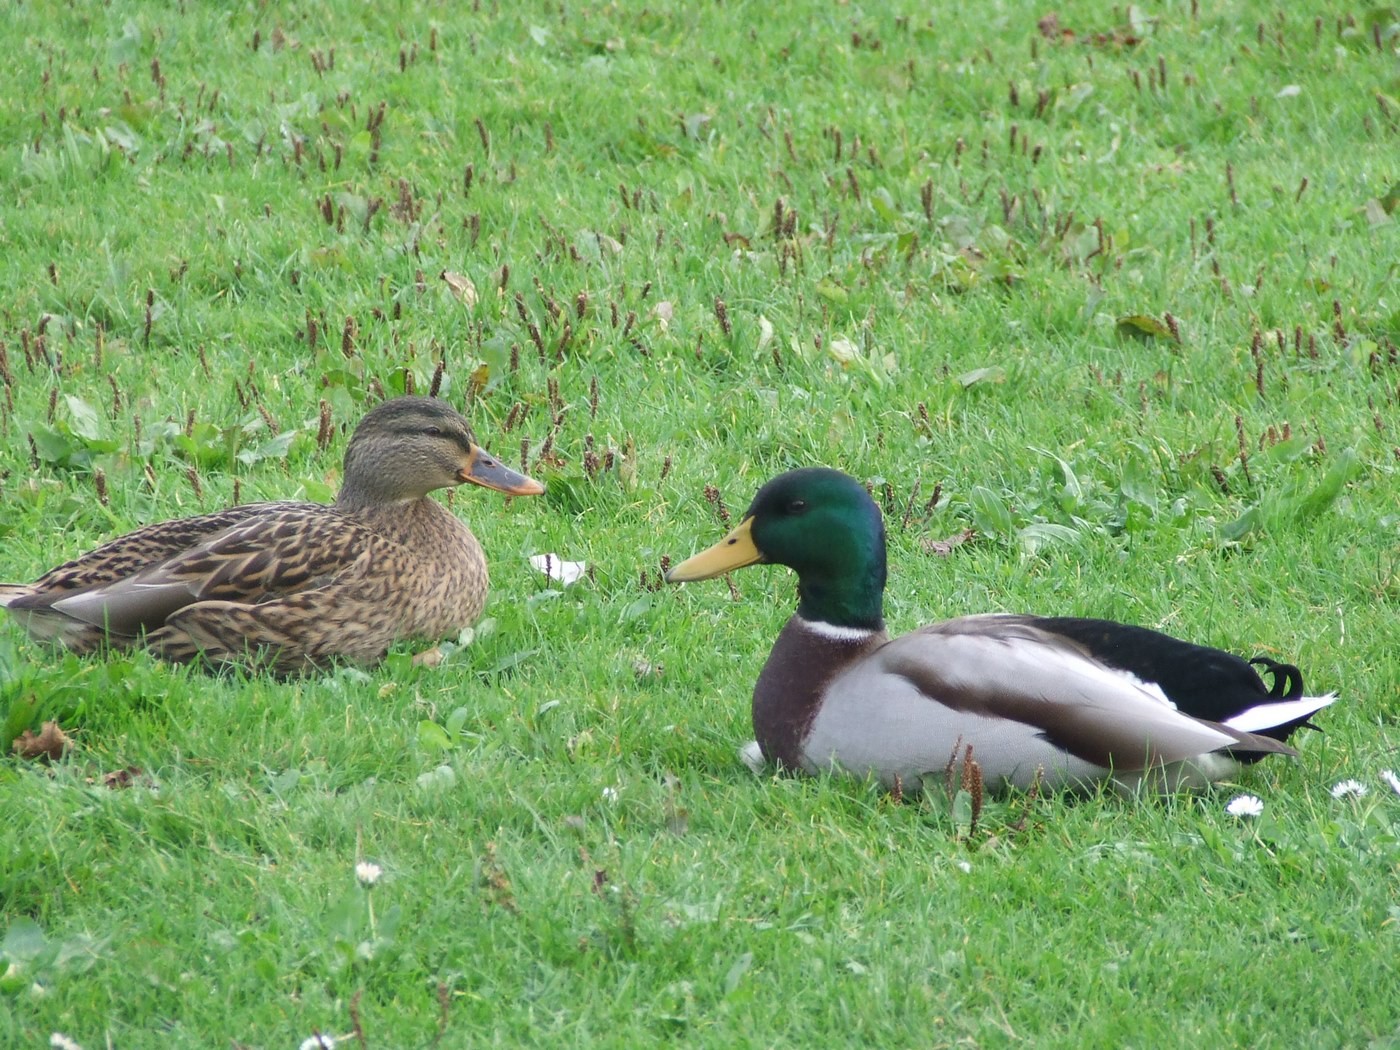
<box><xmin>0</xmin><ymin>396</ymin><xmax>543</xmax><ymax>675</ymax></box>
<box><xmin>667</xmin><ymin>468</ymin><xmax>1334</xmax><ymax>795</ymax></box>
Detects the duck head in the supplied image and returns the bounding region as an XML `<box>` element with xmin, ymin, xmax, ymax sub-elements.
<box><xmin>667</xmin><ymin>468</ymin><xmax>887</xmax><ymax>631</ymax></box>
<box><xmin>338</xmin><ymin>396</ymin><xmax>545</xmax><ymax>507</ymax></box>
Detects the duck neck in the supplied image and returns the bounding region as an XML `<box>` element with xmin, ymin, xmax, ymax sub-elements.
<box><xmin>753</xmin><ymin>615</ymin><xmax>887</xmax><ymax>769</ymax></box>
<box><xmin>791</xmin><ymin>538</ymin><xmax>887</xmax><ymax>635</ymax></box>
<box><xmin>336</xmin><ymin>489</ymin><xmax>459</xmax><ymax>545</ymax></box>
<box><xmin>335</xmin><ymin>476</ymin><xmax>426</xmax><ymax>514</ymax></box>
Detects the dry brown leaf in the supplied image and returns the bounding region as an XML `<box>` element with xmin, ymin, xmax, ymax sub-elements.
<box><xmin>650</xmin><ymin>300</ymin><xmax>673</xmax><ymax>332</ymax></box>
<box><xmin>632</xmin><ymin>657</ymin><xmax>663</xmax><ymax>678</ymax></box>
<box><xmin>412</xmin><ymin>646</ymin><xmax>446</xmax><ymax>669</ymax></box>
<box><xmin>103</xmin><ymin>766</ymin><xmax>144</xmax><ymax>789</ymax></box>
<box><xmin>440</xmin><ymin>270</ymin><xmax>478</xmax><ymax>307</ymax></box>
<box><xmin>921</xmin><ymin>528</ymin><xmax>977</xmax><ymax>557</ymax></box>
<box><xmin>12</xmin><ymin>721</ymin><xmax>72</xmax><ymax>761</ymax></box>
<box><xmin>1038</xmin><ymin>13</ymin><xmax>1067</xmax><ymax>39</ymax></box>
<box><xmin>466</xmin><ymin>362</ymin><xmax>490</xmax><ymax>401</ymax></box>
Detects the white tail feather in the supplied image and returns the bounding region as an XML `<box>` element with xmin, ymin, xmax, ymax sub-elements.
<box><xmin>1224</xmin><ymin>693</ymin><xmax>1336</xmax><ymax>733</ymax></box>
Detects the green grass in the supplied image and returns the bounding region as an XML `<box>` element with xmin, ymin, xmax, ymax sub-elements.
<box><xmin>2</xmin><ymin>0</ymin><xmax>1398</xmax><ymax>1045</ymax></box>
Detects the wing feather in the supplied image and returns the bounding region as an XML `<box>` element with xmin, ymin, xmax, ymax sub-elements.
<box><xmin>872</xmin><ymin>619</ymin><xmax>1240</xmax><ymax>769</ymax></box>
<box><xmin>44</xmin><ymin>506</ymin><xmax>400</xmax><ymax>637</ymax></box>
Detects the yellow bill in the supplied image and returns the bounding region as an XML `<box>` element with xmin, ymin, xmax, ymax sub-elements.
<box><xmin>666</xmin><ymin>516</ymin><xmax>762</xmax><ymax>582</ymax></box>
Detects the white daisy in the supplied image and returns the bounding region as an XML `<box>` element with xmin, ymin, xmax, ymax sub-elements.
<box><xmin>1225</xmin><ymin>794</ymin><xmax>1264</xmax><ymax>818</ymax></box>
<box><xmin>299</xmin><ymin>1036</ymin><xmax>336</xmax><ymax>1050</ymax></box>
<box><xmin>1381</xmin><ymin>770</ymin><xmax>1400</xmax><ymax>797</ymax></box>
<box><xmin>1330</xmin><ymin>779</ymin><xmax>1368</xmax><ymax>799</ymax></box>
<box><xmin>355</xmin><ymin>861</ymin><xmax>382</xmax><ymax>887</ymax></box>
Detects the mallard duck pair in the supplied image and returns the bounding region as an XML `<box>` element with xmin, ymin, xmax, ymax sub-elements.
<box><xmin>0</xmin><ymin>396</ymin><xmax>542</xmax><ymax>676</ymax></box>
<box><xmin>668</xmin><ymin>468</ymin><xmax>1335</xmax><ymax>795</ymax></box>
<box><xmin>3</xmin><ymin>412</ymin><xmax>1336</xmax><ymax>795</ymax></box>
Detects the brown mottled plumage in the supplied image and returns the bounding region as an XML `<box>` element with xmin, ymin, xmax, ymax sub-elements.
<box><xmin>0</xmin><ymin>396</ymin><xmax>544</xmax><ymax>675</ymax></box>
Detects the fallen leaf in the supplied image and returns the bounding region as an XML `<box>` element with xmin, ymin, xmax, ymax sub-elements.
<box><xmin>1364</xmin><ymin>198</ymin><xmax>1392</xmax><ymax>227</ymax></box>
<box><xmin>440</xmin><ymin>270</ymin><xmax>478</xmax><ymax>307</ymax></box>
<box><xmin>1116</xmin><ymin>313</ymin><xmax>1175</xmax><ymax>341</ymax></box>
<box><xmin>467</xmin><ymin>362</ymin><xmax>490</xmax><ymax>400</ymax></box>
<box><xmin>957</xmin><ymin>365</ymin><xmax>1005</xmax><ymax>387</ymax></box>
<box><xmin>921</xmin><ymin>528</ymin><xmax>977</xmax><ymax>556</ymax></box>
<box><xmin>102</xmin><ymin>766</ymin><xmax>145</xmax><ymax>789</ymax></box>
<box><xmin>632</xmin><ymin>657</ymin><xmax>663</xmax><ymax>678</ymax></box>
<box><xmin>756</xmin><ymin>315</ymin><xmax>775</xmax><ymax>354</ymax></box>
<box><xmin>828</xmin><ymin>337</ymin><xmax>860</xmax><ymax>364</ymax></box>
<box><xmin>412</xmin><ymin>647</ymin><xmax>446</xmax><ymax>668</ymax></box>
<box><xmin>814</xmin><ymin>278</ymin><xmax>849</xmax><ymax>305</ymax></box>
<box><xmin>1037</xmin><ymin>12</ymin><xmax>1079</xmax><ymax>40</ymax></box>
<box><xmin>651</xmin><ymin>300</ymin><xmax>673</xmax><ymax>332</ymax></box>
<box><xmin>12</xmin><ymin>721</ymin><xmax>71</xmax><ymax>761</ymax></box>
<box><xmin>680</xmin><ymin>112</ymin><xmax>712</xmax><ymax>140</ymax></box>
<box><xmin>665</xmin><ymin>801</ymin><xmax>689</xmax><ymax>837</ymax></box>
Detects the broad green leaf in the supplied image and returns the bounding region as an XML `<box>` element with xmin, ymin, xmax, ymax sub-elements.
<box><xmin>445</xmin><ymin>707</ymin><xmax>470</xmax><ymax>738</ymax></box>
<box><xmin>1055</xmin><ymin>83</ymin><xmax>1095</xmax><ymax>113</ymax></box>
<box><xmin>1220</xmin><ymin>504</ymin><xmax>1263</xmax><ymax>542</ymax></box>
<box><xmin>1115</xmin><ymin>314</ymin><xmax>1174</xmax><ymax>341</ymax></box>
<box><xmin>1119</xmin><ymin>457</ymin><xmax>1158</xmax><ymax>511</ymax></box>
<box><xmin>64</xmin><ymin>395</ymin><xmax>105</xmax><ymax>442</ymax></box>
<box><xmin>723</xmin><ymin>952</ymin><xmax>754</xmax><ymax>996</ymax></box>
<box><xmin>968</xmin><ymin>486</ymin><xmax>1016</xmax><ymax>538</ymax></box>
<box><xmin>1018</xmin><ymin>521</ymin><xmax>1081</xmax><ymax>554</ymax></box>
<box><xmin>869</xmin><ymin>187</ymin><xmax>899</xmax><ymax>223</ymax></box>
<box><xmin>1293</xmin><ymin>448</ymin><xmax>1358</xmax><ymax>520</ymax></box>
<box><xmin>28</xmin><ymin>424</ymin><xmax>78</xmax><ymax>465</ymax></box>
<box><xmin>236</xmin><ymin>429</ymin><xmax>297</xmax><ymax>466</ymax></box>
<box><xmin>2</xmin><ymin>692</ymin><xmax>41</xmax><ymax>752</ymax></box>
<box><xmin>1032</xmin><ymin>448</ymin><xmax>1083</xmax><ymax>504</ymax></box>
<box><xmin>418</xmin><ymin>720</ymin><xmax>454</xmax><ymax>754</ymax></box>
<box><xmin>957</xmin><ymin>365</ymin><xmax>1005</xmax><ymax>388</ymax></box>
<box><xmin>814</xmin><ymin>278</ymin><xmax>849</xmax><ymax>305</ymax></box>
<box><xmin>1259</xmin><ymin>434</ymin><xmax>1313</xmax><ymax>466</ymax></box>
<box><xmin>2</xmin><ymin>918</ymin><xmax>48</xmax><ymax>963</ymax></box>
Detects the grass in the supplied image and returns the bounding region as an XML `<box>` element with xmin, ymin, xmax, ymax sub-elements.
<box><xmin>1</xmin><ymin>0</ymin><xmax>1398</xmax><ymax>1045</ymax></box>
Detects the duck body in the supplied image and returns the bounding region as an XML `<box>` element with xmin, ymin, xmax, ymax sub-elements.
<box><xmin>669</xmin><ymin>468</ymin><xmax>1334</xmax><ymax>796</ymax></box>
<box><xmin>1</xmin><ymin>396</ymin><xmax>543</xmax><ymax>675</ymax></box>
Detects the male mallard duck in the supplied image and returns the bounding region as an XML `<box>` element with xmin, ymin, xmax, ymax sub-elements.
<box><xmin>667</xmin><ymin>468</ymin><xmax>1334</xmax><ymax>795</ymax></box>
<box><xmin>0</xmin><ymin>396</ymin><xmax>543</xmax><ymax>675</ymax></box>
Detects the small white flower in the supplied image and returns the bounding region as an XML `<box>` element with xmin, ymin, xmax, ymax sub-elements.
<box><xmin>355</xmin><ymin>861</ymin><xmax>382</xmax><ymax>887</ymax></box>
<box><xmin>1225</xmin><ymin>794</ymin><xmax>1264</xmax><ymax>818</ymax></box>
<box><xmin>299</xmin><ymin>1036</ymin><xmax>336</xmax><ymax>1050</ymax></box>
<box><xmin>50</xmin><ymin>1035</ymin><xmax>84</xmax><ymax>1050</ymax></box>
<box><xmin>601</xmin><ymin>787</ymin><xmax>619</xmax><ymax>803</ymax></box>
<box><xmin>956</xmin><ymin>860</ymin><xmax>973</xmax><ymax>874</ymax></box>
<box><xmin>1381</xmin><ymin>770</ymin><xmax>1400</xmax><ymax>797</ymax></box>
<box><xmin>1331</xmin><ymin>779</ymin><xmax>1368</xmax><ymax>799</ymax></box>
<box><xmin>529</xmin><ymin>553</ymin><xmax>587</xmax><ymax>586</ymax></box>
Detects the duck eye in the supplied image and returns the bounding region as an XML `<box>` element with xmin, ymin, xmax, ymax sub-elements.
<box><xmin>786</xmin><ymin>498</ymin><xmax>808</xmax><ymax>514</ymax></box>
<box><xmin>424</xmin><ymin>426</ymin><xmax>445</xmax><ymax>438</ymax></box>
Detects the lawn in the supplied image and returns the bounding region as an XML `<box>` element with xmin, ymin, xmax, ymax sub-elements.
<box><xmin>1</xmin><ymin>1</ymin><xmax>1398</xmax><ymax>1046</ymax></box>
